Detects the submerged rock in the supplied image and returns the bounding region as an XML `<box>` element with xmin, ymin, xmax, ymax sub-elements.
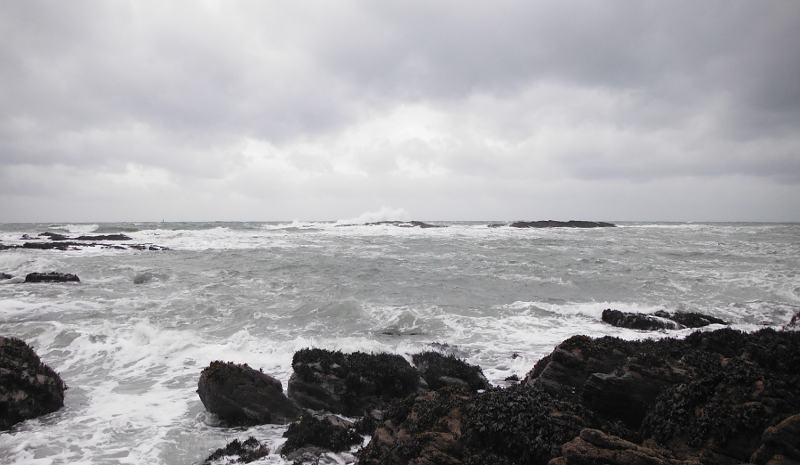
<box><xmin>74</xmin><ymin>234</ymin><xmax>132</xmax><ymax>241</ymax></box>
<box><xmin>203</xmin><ymin>437</ymin><xmax>269</xmax><ymax>464</ymax></box>
<box><xmin>0</xmin><ymin>336</ymin><xmax>67</xmax><ymax>431</ymax></box>
<box><xmin>0</xmin><ymin>273</ymin><xmax>12</xmax><ymax>280</ymax></box>
<box><xmin>411</xmin><ymin>351</ymin><xmax>490</xmax><ymax>392</ymax></box>
<box><xmin>653</xmin><ymin>310</ymin><xmax>727</xmax><ymax>328</ymax></box>
<box><xmin>287</xmin><ymin>349</ymin><xmax>424</xmax><ymax>416</ymax></box>
<box><xmin>24</xmin><ymin>272</ymin><xmax>80</xmax><ymax>283</ymax></box>
<box><xmin>197</xmin><ymin>361</ymin><xmax>302</xmax><ymax>426</ymax></box>
<box><xmin>338</xmin><ymin>220</ymin><xmax>445</xmax><ymax>228</ymax></box>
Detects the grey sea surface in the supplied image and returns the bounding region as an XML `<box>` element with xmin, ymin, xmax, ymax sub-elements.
<box><xmin>0</xmin><ymin>221</ymin><xmax>798</xmax><ymax>464</ymax></box>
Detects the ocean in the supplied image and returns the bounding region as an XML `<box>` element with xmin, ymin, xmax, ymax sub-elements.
<box><xmin>1</xmin><ymin>221</ymin><xmax>798</xmax><ymax>464</ymax></box>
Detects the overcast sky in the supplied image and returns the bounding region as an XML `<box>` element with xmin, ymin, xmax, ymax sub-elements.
<box><xmin>1</xmin><ymin>1</ymin><xmax>799</xmax><ymax>222</ymax></box>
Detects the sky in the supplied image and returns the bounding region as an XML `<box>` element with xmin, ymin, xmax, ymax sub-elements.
<box><xmin>1</xmin><ymin>1</ymin><xmax>799</xmax><ymax>222</ymax></box>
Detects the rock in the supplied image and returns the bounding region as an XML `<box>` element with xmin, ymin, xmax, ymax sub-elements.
<box><xmin>602</xmin><ymin>309</ymin><xmax>680</xmax><ymax>331</ymax></box>
<box><xmin>25</xmin><ymin>272</ymin><xmax>80</xmax><ymax>283</ymax></box>
<box><xmin>0</xmin><ymin>336</ymin><xmax>67</xmax><ymax>430</ymax></box>
<box><xmin>784</xmin><ymin>312</ymin><xmax>800</xmax><ymax>332</ymax></box>
<box><xmin>197</xmin><ymin>361</ymin><xmax>302</xmax><ymax>426</ymax></box>
<box><xmin>653</xmin><ymin>310</ymin><xmax>727</xmax><ymax>328</ymax></box>
<box><xmin>411</xmin><ymin>351</ymin><xmax>491</xmax><ymax>392</ymax></box>
<box><xmin>74</xmin><ymin>234</ymin><xmax>132</xmax><ymax>241</ymax></box>
<box><xmin>203</xmin><ymin>437</ymin><xmax>269</xmax><ymax>464</ymax></box>
<box><xmin>282</xmin><ymin>413</ymin><xmax>362</xmax><ymax>456</ymax></box>
<box><xmin>22</xmin><ymin>242</ymin><xmax>87</xmax><ymax>250</ymax></box>
<box><xmin>551</xmin><ymin>428</ymin><xmax>693</xmax><ymax>465</ymax></box>
<box><xmin>751</xmin><ymin>414</ymin><xmax>800</xmax><ymax>464</ymax></box>
<box><xmin>0</xmin><ymin>273</ymin><xmax>12</xmax><ymax>280</ymax></box>
<box><xmin>287</xmin><ymin>349</ymin><xmax>424</xmax><ymax>416</ymax></box>
<box><xmin>508</xmin><ymin>220</ymin><xmax>616</xmax><ymax>228</ymax></box>
<box><xmin>38</xmin><ymin>232</ymin><xmax>69</xmax><ymax>241</ymax></box>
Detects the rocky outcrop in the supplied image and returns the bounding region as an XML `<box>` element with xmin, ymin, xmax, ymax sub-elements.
<box><xmin>602</xmin><ymin>309</ymin><xmax>727</xmax><ymax>331</ymax></box>
<box><xmin>25</xmin><ymin>272</ymin><xmax>80</xmax><ymax>283</ymax></box>
<box><xmin>338</xmin><ymin>221</ymin><xmax>445</xmax><ymax>228</ymax></box>
<box><xmin>412</xmin><ymin>351</ymin><xmax>491</xmax><ymax>392</ymax></box>
<box><xmin>0</xmin><ymin>337</ymin><xmax>67</xmax><ymax>431</ymax></box>
<box><xmin>359</xmin><ymin>328</ymin><xmax>800</xmax><ymax>465</ymax></box>
<box><xmin>508</xmin><ymin>220</ymin><xmax>616</xmax><ymax>228</ymax></box>
<box><xmin>287</xmin><ymin>349</ymin><xmax>425</xmax><ymax>416</ymax></box>
<box><xmin>282</xmin><ymin>413</ymin><xmax>362</xmax><ymax>457</ymax></box>
<box><xmin>197</xmin><ymin>361</ymin><xmax>301</xmax><ymax>426</ymax></box>
<box><xmin>0</xmin><ymin>273</ymin><xmax>11</xmax><ymax>280</ymax></box>
<box><xmin>203</xmin><ymin>437</ymin><xmax>269</xmax><ymax>464</ymax></box>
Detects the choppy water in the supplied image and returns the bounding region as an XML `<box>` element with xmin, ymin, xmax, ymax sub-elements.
<box><xmin>1</xmin><ymin>221</ymin><xmax>798</xmax><ymax>464</ymax></box>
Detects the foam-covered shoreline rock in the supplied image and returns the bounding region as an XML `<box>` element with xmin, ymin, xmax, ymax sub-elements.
<box><xmin>602</xmin><ymin>309</ymin><xmax>727</xmax><ymax>331</ymax></box>
<box><xmin>0</xmin><ymin>336</ymin><xmax>67</xmax><ymax>431</ymax></box>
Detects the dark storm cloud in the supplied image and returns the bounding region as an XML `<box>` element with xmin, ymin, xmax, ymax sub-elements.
<box><xmin>0</xmin><ymin>0</ymin><xmax>798</xmax><ymax>221</ymax></box>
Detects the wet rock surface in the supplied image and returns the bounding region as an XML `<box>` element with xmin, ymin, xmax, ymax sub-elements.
<box><xmin>25</xmin><ymin>272</ymin><xmax>80</xmax><ymax>283</ymax></box>
<box><xmin>287</xmin><ymin>349</ymin><xmax>425</xmax><ymax>416</ymax></box>
<box><xmin>0</xmin><ymin>336</ymin><xmax>67</xmax><ymax>431</ymax></box>
<box><xmin>197</xmin><ymin>361</ymin><xmax>301</xmax><ymax>426</ymax></box>
<box><xmin>282</xmin><ymin>413</ymin><xmax>363</xmax><ymax>456</ymax></box>
<box><xmin>602</xmin><ymin>309</ymin><xmax>727</xmax><ymax>330</ymax></box>
<box><xmin>338</xmin><ymin>221</ymin><xmax>445</xmax><ymax>228</ymax></box>
<box><xmin>357</xmin><ymin>328</ymin><xmax>799</xmax><ymax>465</ymax></box>
<box><xmin>0</xmin><ymin>273</ymin><xmax>11</xmax><ymax>280</ymax></box>
<box><xmin>203</xmin><ymin>437</ymin><xmax>269</xmax><ymax>464</ymax></box>
<box><xmin>0</xmin><ymin>231</ymin><xmax>167</xmax><ymax>251</ymax></box>
<box><xmin>412</xmin><ymin>351</ymin><xmax>491</xmax><ymax>392</ymax></box>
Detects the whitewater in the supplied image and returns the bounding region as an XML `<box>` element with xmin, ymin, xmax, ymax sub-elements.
<box><xmin>0</xmin><ymin>221</ymin><xmax>798</xmax><ymax>464</ymax></box>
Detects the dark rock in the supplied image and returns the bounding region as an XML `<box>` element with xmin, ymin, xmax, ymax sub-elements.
<box><xmin>22</xmin><ymin>242</ymin><xmax>88</xmax><ymax>250</ymax></box>
<box><xmin>751</xmin><ymin>414</ymin><xmax>800</xmax><ymax>465</ymax></box>
<box><xmin>38</xmin><ymin>232</ymin><xmax>69</xmax><ymax>241</ymax></box>
<box><xmin>504</xmin><ymin>374</ymin><xmax>520</xmax><ymax>382</ymax></box>
<box><xmin>641</xmin><ymin>329</ymin><xmax>800</xmax><ymax>462</ymax></box>
<box><xmin>602</xmin><ymin>309</ymin><xmax>680</xmax><ymax>331</ymax></box>
<box><xmin>337</xmin><ymin>220</ymin><xmax>445</xmax><ymax>228</ymax></box>
<box><xmin>508</xmin><ymin>220</ymin><xmax>616</xmax><ymax>228</ymax></box>
<box><xmin>0</xmin><ymin>336</ymin><xmax>67</xmax><ymax>430</ymax></box>
<box><xmin>412</xmin><ymin>351</ymin><xmax>490</xmax><ymax>392</ymax></box>
<box><xmin>203</xmin><ymin>437</ymin><xmax>269</xmax><ymax>464</ymax></box>
<box><xmin>653</xmin><ymin>310</ymin><xmax>727</xmax><ymax>328</ymax></box>
<box><xmin>197</xmin><ymin>361</ymin><xmax>302</xmax><ymax>426</ymax></box>
<box><xmin>0</xmin><ymin>273</ymin><xmax>12</xmax><ymax>280</ymax></box>
<box><xmin>784</xmin><ymin>312</ymin><xmax>800</xmax><ymax>332</ymax></box>
<box><xmin>551</xmin><ymin>428</ymin><xmax>692</xmax><ymax>465</ymax></box>
<box><xmin>25</xmin><ymin>272</ymin><xmax>80</xmax><ymax>283</ymax></box>
<box><xmin>287</xmin><ymin>349</ymin><xmax>424</xmax><ymax>416</ymax></box>
<box><xmin>74</xmin><ymin>234</ymin><xmax>132</xmax><ymax>241</ymax></box>
<box><xmin>282</xmin><ymin>413</ymin><xmax>362</xmax><ymax>456</ymax></box>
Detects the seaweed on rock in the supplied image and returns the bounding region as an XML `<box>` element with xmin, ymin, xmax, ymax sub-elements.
<box><xmin>203</xmin><ymin>437</ymin><xmax>269</xmax><ymax>464</ymax></box>
<box><xmin>412</xmin><ymin>351</ymin><xmax>490</xmax><ymax>392</ymax></box>
<box><xmin>282</xmin><ymin>414</ymin><xmax>362</xmax><ymax>455</ymax></box>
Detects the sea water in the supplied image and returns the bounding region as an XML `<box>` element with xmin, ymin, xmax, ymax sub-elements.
<box><xmin>0</xmin><ymin>221</ymin><xmax>798</xmax><ymax>464</ymax></box>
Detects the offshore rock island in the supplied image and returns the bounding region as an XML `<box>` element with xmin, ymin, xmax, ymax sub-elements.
<box><xmin>490</xmin><ymin>220</ymin><xmax>616</xmax><ymax>228</ymax></box>
<box><xmin>198</xmin><ymin>324</ymin><xmax>800</xmax><ymax>465</ymax></box>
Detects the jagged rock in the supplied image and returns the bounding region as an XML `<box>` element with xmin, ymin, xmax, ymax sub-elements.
<box><xmin>197</xmin><ymin>361</ymin><xmax>301</xmax><ymax>426</ymax></box>
<box><xmin>653</xmin><ymin>311</ymin><xmax>727</xmax><ymax>328</ymax></box>
<box><xmin>412</xmin><ymin>351</ymin><xmax>490</xmax><ymax>392</ymax></box>
<box><xmin>203</xmin><ymin>437</ymin><xmax>269</xmax><ymax>464</ymax></box>
<box><xmin>0</xmin><ymin>336</ymin><xmax>67</xmax><ymax>430</ymax></box>
<box><xmin>550</xmin><ymin>428</ymin><xmax>694</xmax><ymax>465</ymax></box>
<box><xmin>25</xmin><ymin>272</ymin><xmax>80</xmax><ymax>283</ymax></box>
<box><xmin>282</xmin><ymin>413</ymin><xmax>362</xmax><ymax>456</ymax></box>
<box><xmin>784</xmin><ymin>313</ymin><xmax>800</xmax><ymax>332</ymax></box>
<box><xmin>287</xmin><ymin>349</ymin><xmax>424</xmax><ymax>416</ymax></box>
<box><xmin>509</xmin><ymin>220</ymin><xmax>615</xmax><ymax>228</ymax></box>
<box><xmin>602</xmin><ymin>309</ymin><xmax>680</xmax><ymax>331</ymax></box>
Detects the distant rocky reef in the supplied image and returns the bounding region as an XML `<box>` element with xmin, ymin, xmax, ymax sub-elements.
<box><xmin>336</xmin><ymin>220</ymin><xmax>445</xmax><ymax>228</ymax></box>
<box><xmin>198</xmin><ymin>326</ymin><xmax>800</xmax><ymax>465</ymax></box>
<box><xmin>490</xmin><ymin>220</ymin><xmax>616</xmax><ymax>228</ymax></box>
<box><xmin>0</xmin><ymin>231</ymin><xmax>168</xmax><ymax>251</ymax></box>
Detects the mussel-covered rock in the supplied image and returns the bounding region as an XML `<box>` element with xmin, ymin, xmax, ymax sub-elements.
<box><xmin>203</xmin><ymin>437</ymin><xmax>269</xmax><ymax>464</ymax></box>
<box><xmin>0</xmin><ymin>336</ymin><xmax>67</xmax><ymax>431</ymax></box>
<box><xmin>652</xmin><ymin>310</ymin><xmax>727</xmax><ymax>328</ymax></box>
<box><xmin>412</xmin><ymin>351</ymin><xmax>490</xmax><ymax>392</ymax></box>
<box><xmin>282</xmin><ymin>413</ymin><xmax>362</xmax><ymax>457</ymax></box>
<box><xmin>24</xmin><ymin>272</ymin><xmax>80</xmax><ymax>283</ymax></box>
<box><xmin>197</xmin><ymin>361</ymin><xmax>301</xmax><ymax>426</ymax></box>
<box><xmin>287</xmin><ymin>349</ymin><xmax>424</xmax><ymax>416</ymax></box>
<box><xmin>551</xmin><ymin>428</ymin><xmax>690</xmax><ymax>465</ymax></box>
